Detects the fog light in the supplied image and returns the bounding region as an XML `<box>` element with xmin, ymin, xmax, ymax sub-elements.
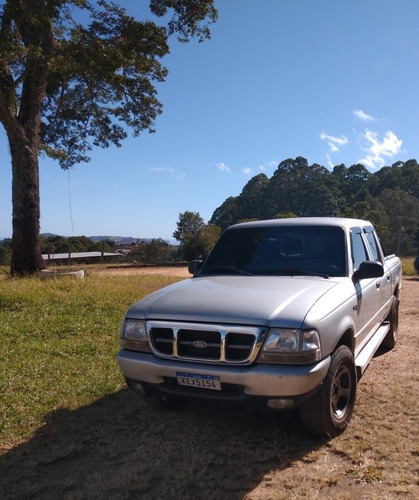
<box><xmin>267</xmin><ymin>398</ymin><xmax>294</xmax><ymax>410</ymax></box>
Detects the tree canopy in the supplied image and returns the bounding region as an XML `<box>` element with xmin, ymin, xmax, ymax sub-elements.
<box><xmin>0</xmin><ymin>0</ymin><xmax>217</xmax><ymax>275</ymax></box>
<box><xmin>209</xmin><ymin>157</ymin><xmax>419</xmax><ymax>256</ymax></box>
<box><xmin>173</xmin><ymin>211</ymin><xmax>220</xmax><ymax>261</ymax></box>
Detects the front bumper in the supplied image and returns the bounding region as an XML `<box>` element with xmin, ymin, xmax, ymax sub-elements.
<box><xmin>117</xmin><ymin>350</ymin><xmax>330</xmax><ymax>404</ymax></box>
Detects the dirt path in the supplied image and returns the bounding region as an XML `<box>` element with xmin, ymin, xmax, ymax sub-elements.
<box><xmin>96</xmin><ymin>265</ymin><xmax>191</xmax><ymax>277</ymax></box>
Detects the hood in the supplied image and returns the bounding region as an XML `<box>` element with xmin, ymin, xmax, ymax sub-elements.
<box><xmin>127</xmin><ymin>275</ymin><xmax>339</xmax><ymax>328</ymax></box>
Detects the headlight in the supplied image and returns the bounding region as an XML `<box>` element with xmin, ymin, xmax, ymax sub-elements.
<box><xmin>120</xmin><ymin>319</ymin><xmax>150</xmax><ymax>352</ymax></box>
<box><xmin>258</xmin><ymin>328</ymin><xmax>321</xmax><ymax>364</ymax></box>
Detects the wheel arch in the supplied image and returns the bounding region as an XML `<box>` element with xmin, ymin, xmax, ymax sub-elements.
<box><xmin>335</xmin><ymin>328</ymin><xmax>355</xmax><ymax>354</ymax></box>
<box><xmin>320</xmin><ymin>313</ymin><xmax>356</xmax><ymax>358</ymax></box>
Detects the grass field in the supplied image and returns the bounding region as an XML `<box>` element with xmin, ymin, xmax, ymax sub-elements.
<box><xmin>0</xmin><ymin>263</ymin><xmax>417</xmax><ymax>498</ymax></box>
<box><xmin>0</xmin><ymin>272</ymin><xmax>182</xmax><ymax>447</ymax></box>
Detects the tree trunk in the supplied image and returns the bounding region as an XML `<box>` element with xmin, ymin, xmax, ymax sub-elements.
<box><xmin>10</xmin><ymin>138</ymin><xmax>46</xmax><ymax>275</ymax></box>
<box><xmin>0</xmin><ymin>0</ymin><xmax>56</xmax><ymax>275</ymax></box>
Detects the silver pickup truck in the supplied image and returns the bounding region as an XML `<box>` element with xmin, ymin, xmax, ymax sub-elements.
<box><xmin>117</xmin><ymin>217</ymin><xmax>402</xmax><ymax>437</ymax></box>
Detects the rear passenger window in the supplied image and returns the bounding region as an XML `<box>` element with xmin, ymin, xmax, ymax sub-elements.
<box><xmin>351</xmin><ymin>231</ymin><xmax>368</xmax><ymax>269</ymax></box>
<box><xmin>364</xmin><ymin>229</ymin><xmax>382</xmax><ymax>262</ymax></box>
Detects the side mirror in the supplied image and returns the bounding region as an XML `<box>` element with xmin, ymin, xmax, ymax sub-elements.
<box><xmin>353</xmin><ymin>261</ymin><xmax>384</xmax><ymax>281</ymax></box>
<box><xmin>188</xmin><ymin>260</ymin><xmax>203</xmax><ymax>276</ymax></box>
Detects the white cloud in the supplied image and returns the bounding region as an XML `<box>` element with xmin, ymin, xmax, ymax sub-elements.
<box><xmin>257</xmin><ymin>160</ymin><xmax>279</xmax><ymax>172</ymax></box>
<box><xmin>147</xmin><ymin>166</ymin><xmax>176</xmax><ymax>173</ymax></box>
<box><xmin>326</xmin><ymin>153</ymin><xmax>334</xmax><ymax>169</ymax></box>
<box><xmin>212</xmin><ymin>159</ymin><xmax>277</xmax><ymax>177</ymax></box>
<box><xmin>320</xmin><ymin>132</ymin><xmax>349</xmax><ymax>153</ymax></box>
<box><xmin>216</xmin><ymin>162</ymin><xmax>231</xmax><ymax>174</ymax></box>
<box><xmin>359</xmin><ymin>130</ymin><xmax>402</xmax><ymax>170</ymax></box>
<box><xmin>353</xmin><ymin>109</ymin><xmax>376</xmax><ymax>122</ymax></box>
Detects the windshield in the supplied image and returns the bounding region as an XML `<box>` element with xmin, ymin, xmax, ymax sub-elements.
<box><xmin>199</xmin><ymin>225</ymin><xmax>346</xmax><ymax>278</ymax></box>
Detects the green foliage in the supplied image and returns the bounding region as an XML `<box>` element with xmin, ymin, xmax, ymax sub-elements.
<box><xmin>236</xmin><ymin>173</ymin><xmax>270</xmax><ymax>221</ymax></box>
<box><xmin>197</xmin><ymin>223</ymin><xmax>221</xmax><ymax>258</ymax></box>
<box><xmin>40</xmin><ymin>235</ymin><xmax>113</xmax><ymax>254</ymax></box>
<box><xmin>0</xmin><ymin>0</ymin><xmax>218</xmax><ymax>168</ymax></box>
<box><xmin>173</xmin><ymin>210</ymin><xmax>205</xmax><ymax>242</ymax></box>
<box><xmin>32</xmin><ymin>0</ymin><xmax>216</xmax><ymax>168</ymax></box>
<box><xmin>173</xmin><ymin>211</ymin><xmax>220</xmax><ymax>261</ymax></box>
<box><xmin>128</xmin><ymin>238</ymin><xmax>177</xmax><ymax>264</ymax></box>
<box><xmin>209</xmin><ymin>196</ymin><xmax>239</xmax><ymax>230</ymax></box>
<box><xmin>379</xmin><ymin>187</ymin><xmax>419</xmax><ymax>255</ymax></box>
<box><xmin>210</xmin><ymin>157</ymin><xmax>419</xmax><ymax>256</ymax></box>
<box><xmin>273</xmin><ymin>212</ymin><xmax>299</xmax><ymax>219</ymax></box>
<box><xmin>150</xmin><ymin>0</ymin><xmax>218</xmax><ymax>43</ymax></box>
<box><xmin>0</xmin><ymin>239</ymin><xmax>11</xmax><ymax>266</ymax></box>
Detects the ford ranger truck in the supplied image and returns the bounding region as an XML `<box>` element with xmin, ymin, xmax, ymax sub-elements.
<box><xmin>117</xmin><ymin>217</ymin><xmax>402</xmax><ymax>437</ymax></box>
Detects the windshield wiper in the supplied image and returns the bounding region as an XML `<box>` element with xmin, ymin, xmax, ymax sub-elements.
<box><xmin>200</xmin><ymin>266</ymin><xmax>252</xmax><ymax>276</ymax></box>
<box><xmin>265</xmin><ymin>268</ymin><xmax>330</xmax><ymax>279</ymax></box>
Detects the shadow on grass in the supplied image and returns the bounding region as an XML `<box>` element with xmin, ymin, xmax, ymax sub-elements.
<box><xmin>0</xmin><ymin>389</ymin><xmax>325</xmax><ymax>499</ymax></box>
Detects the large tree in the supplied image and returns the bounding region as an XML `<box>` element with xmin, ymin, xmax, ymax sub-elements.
<box><xmin>173</xmin><ymin>210</ymin><xmax>220</xmax><ymax>261</ymax></box>
<box><xmin>0</xmin><ymin>0</ymin><xmax>217</xmax><ymax>275</ymax></box>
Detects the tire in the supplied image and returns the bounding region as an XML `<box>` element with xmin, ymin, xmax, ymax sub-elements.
<box><xmin>299</xmin><ymin>346</ymin><xmax>357</xmax><ymax>438</ymax></box>
<box><xmin>381</xmin><ymin>296</ymin><xmax>399</xmax><ymax>349</ymax></box>
<box><xmin>142</xmin><ymin>393</ymin><xmax>177</xmax><ymax>410</ymax></box>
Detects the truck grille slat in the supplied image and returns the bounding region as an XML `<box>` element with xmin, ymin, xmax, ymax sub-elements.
<box><xmin>148</xmin><ymin>322</ymin><xmax>265</xmax><ymax>365</ymax></box>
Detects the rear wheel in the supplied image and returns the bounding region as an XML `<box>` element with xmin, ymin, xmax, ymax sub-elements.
<box><xmin>381</xmin><ymin>296</ymin><xmax>399</xmax><ymax>349</ymax></box>
<box><xmin>299</xmin><ymin>346</ymin><xmax>357</xmax><ymax>437</ymax></box>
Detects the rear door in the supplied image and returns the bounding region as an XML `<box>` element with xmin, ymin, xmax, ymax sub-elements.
<box><xmin>350</xmin><ymin>226</ymin><xmax>382</xmax><ymax>356</ymax></box>
<box><xmin>363</xmin><ymin>226</ymin><xmax>392</xmax><ymax>320</ymax></box>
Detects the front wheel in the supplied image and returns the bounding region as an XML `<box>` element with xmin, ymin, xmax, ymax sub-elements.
<box><xmin>299</xmin><ymin>346</ymin><xmax>357</xmax><ymax>437</ymax></box>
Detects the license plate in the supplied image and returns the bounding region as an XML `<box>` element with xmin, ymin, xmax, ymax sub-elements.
<box><xmin>176</xmin><ymin>372</ymin><xmax>221</xmax><ymax>390</ymax></box>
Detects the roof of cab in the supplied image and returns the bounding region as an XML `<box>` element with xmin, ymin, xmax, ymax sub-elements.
<box><xmin>229</xmin><ymin>217</ymin><xmax>372</xmax><ymax>230</ymax></box>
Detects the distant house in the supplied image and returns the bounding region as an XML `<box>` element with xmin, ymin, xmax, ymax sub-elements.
<box><xmin>42</xmin><ymin>251</ymin><xmax>122</xmax><ymax>264</ymax></box>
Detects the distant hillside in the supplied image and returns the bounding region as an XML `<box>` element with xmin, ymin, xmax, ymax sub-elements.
<box><xmin>37</xmin><ymin>234</ymin><xmax>178</xmax><ymax>245</ymax></box>
<box><xmin>89</xmin><ymin>236</ymin><xmax>139</xmax><ymax>244</ymax></box>
<box><xmin>89</xmin><ymin>236</ymin><xmax>178</xmax><ymax>245</ymax></box>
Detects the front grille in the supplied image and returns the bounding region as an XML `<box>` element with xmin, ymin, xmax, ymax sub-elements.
<box><xmin>225</xmin><ymin>332</ymin><xmax>256</xmax><ymax>361</ymax></box>
<box><xmin>152</xmin><ymin>327</ymin><xmax>173</xmax><ymax>355</ymax></box>
<box><xmin>148</xmin><ymin>321</ymin><xmax>266</xmax><ymax>365</ymax></box>
<box><xmin>178</xmin><ymin>329</ymin><xmax>220</xmax><ymax>359</ymax></box>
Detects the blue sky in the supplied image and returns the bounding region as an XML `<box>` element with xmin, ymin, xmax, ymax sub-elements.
<box><xmin>1</xmin><ymin>0</ymin><xmax>418</xmax><ymax>240</ymax></box>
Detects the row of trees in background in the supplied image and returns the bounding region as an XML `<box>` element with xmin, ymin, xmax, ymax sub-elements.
<box><xmin>0</xmin><ymin>235</ymin><xmax>115</xmax><ymax>266</ymax></box>
<box><xmin>128</xmin><ymin>238</ymin><xmax>181</xmax><ymax>264</ymax></box>
<box><xmin>41</xmin><ymin>235</ymin><xmax>116</xmax><ymax>254</ymax></box>
<box><xmin>0</xmin><ymin>211</ymin><xmax>221</xmax><ymax>266</ymax></box>
<box><xmin>209</xmin><ymin>157</ymin><xmax>419</xmax><ymax>256</ymax></box>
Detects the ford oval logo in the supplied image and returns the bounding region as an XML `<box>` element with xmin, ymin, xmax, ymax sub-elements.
<box><xmin>193</xmin><ymin>340</ymin><xmax>208</xmax><ymax>349</ymax></box>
